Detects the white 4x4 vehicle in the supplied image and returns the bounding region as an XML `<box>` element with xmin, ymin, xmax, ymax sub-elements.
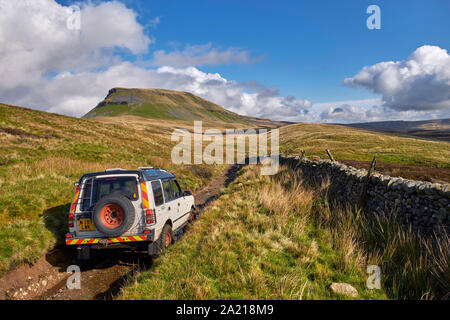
<box><xmin>66</xmin><ymin>167</ymin><xmax>196</xmax><ymax>259</ymax></box>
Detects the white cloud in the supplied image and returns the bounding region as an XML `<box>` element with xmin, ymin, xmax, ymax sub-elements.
<box><xmin>150</xmin><ymin>43</ymin><xmax>260</xmax><ymax>67</ymax></box>
<box><xmin>0</xmin><ymin>0</ymin><xmax>311</xmax><ymax>120</ymax></box>
<box><xmin>344</xmin><ymin>45</ymin><xmax>450</xmax><ymax>113</ymax></box>
<box><xmin>13</xmin><ymin>63</ymin><xmax>312</xmax><ymax>119</ymax></box>
<box><xmin>316</xmin><ymin>98</ymin><xmax>448</xmax><ymax>124</ymax></box>
<box><xmin>0</xmin><ymin>0</ymin><xmax>150</xmax><ymax>90</ymax></box>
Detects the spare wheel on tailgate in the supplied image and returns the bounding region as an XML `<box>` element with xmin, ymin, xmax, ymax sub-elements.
<box><xmin>92</xmin><ymin>192</ymin><xmax>136</xmax><ymax>237</ymax></box>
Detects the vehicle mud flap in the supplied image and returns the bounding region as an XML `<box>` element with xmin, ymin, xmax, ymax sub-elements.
<box><xmin>148</xmin><ymin>241</ymin><xmax>162</xmax><ymax>256</ymax></box>
<box><xmin>195</xmin><ymin>207</ymin><xmax>200</xmax><ymax>218</ymax></box>
<box><xmin>77</xmin><ymin>245</ymin><xmax>90</xmax><ymax>260</ymax></box>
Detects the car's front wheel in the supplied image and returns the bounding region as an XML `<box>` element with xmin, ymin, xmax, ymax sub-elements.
<box><xmin>188</xmin><ymin>207</ymin><xmax>197</xmax><ymax>223</ymax></box>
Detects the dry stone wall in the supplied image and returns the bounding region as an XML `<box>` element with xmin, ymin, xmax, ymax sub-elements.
<box><xmin>280</xmin><ymin>156</ymin><xmax>450</xmax><ymax>235</ymax></box>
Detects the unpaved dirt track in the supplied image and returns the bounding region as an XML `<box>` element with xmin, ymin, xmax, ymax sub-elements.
<box><xmin>0</xmin><ymin>164</ymin><xmax>240</xmax><ymax>300</ymax></box>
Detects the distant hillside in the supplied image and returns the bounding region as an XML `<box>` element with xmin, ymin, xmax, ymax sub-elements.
<box><xmin>279</xmin><ymin>122</ymin><xmax>450</xmax><ymax>183</ymax></box>
<box><xmin>83</xmin><ymin>88</ymin><xmax>288</xmax><ymax>128</ymax></box>
<box><xmin>342</xmin><ymin>119</ymin><xmax>450</xmax><ymax>142</ymax></box>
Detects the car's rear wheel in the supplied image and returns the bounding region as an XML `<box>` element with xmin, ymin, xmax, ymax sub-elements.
<box><xmin>165</xmin><ymin>229</ymin><xmax>172</xmax><ymax>248</ymax></box>
<box><xmin>149</xmin><ymin>224</ymin><xmax>173</xmax><ymax>257</ymax></box>
<box><xmin>160</xmin><ymin>224</ymin><xmax>173</xmax><ymax>248</ymax></box>
<box><xmin>92</xmin><ymin>193</ymin><xmax>135</xmax><ymax>237</ymax></box>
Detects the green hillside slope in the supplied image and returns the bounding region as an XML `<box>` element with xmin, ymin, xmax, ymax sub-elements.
<box><xmin>84</xmin><ymin>88</ymin><xmax>258</xmax><ymax>124</ymax></box>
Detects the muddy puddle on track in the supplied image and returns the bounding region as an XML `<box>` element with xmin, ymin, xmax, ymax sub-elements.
<box><xmin>0</xmin><ymin>164</ymin><xmax>240</xmax><ymax>300</ymax></box>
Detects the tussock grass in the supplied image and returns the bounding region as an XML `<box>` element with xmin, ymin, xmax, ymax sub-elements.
<box><xmin>120</xmin><ymin>165</ymin><xmax>448</xmax><ymax>299</ymax></box>
<box><xmin>119</xmin><ymin>165</ymin><xmax>387</xmax><ymax>300</ymax></box>
<box><xmin>289</xmin><ymin>168</ymin><xmax>450</xmax><ymax>299</ymax></box>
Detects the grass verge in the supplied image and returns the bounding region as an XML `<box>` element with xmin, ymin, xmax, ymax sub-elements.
<box><xmin>119</xmin><ymin>165</ymin><xmax>388</xmax><ymax>299</ymax></box>
<box><xmin>120</xmin><ymin>165</ymin><xmax>449</xmax><ymax>299</ymax></box>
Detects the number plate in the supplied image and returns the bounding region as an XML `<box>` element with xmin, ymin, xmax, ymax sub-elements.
<box><xmin>78</xmin><ymin>218</ymin><xmax>95</xmax><ymax>231</ymax></box>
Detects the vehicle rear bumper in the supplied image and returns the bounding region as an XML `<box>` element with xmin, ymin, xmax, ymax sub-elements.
<box><xmin>65</xmin><ymin>231</ymin><xmax>154</xmax><ymax>245</ymax></box>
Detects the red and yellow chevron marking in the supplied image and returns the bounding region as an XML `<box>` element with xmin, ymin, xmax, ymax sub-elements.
<box><xmin>70</xmin><ymin>186</ymin><xmax>81</xmax><ymax>214</ymax></box>
<box><xmin>66</xmin><ymin>235</ymin><xmax>147</xmax><ymax>245</ymax></box>
<box><xmin>141</xmin><ymin>182</ymin><xmax>150</xmax><ymax>209</ymax></box>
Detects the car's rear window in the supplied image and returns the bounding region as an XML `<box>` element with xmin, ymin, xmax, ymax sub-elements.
<box><xmin>96</xmin><ymin>177</ymin><xmax>138</xmax><ymax>201</ymax></box>
<box><xmin>80</xmin><ymin>176</ymin><xmax>138</xmax><ymax>212</ymax></box>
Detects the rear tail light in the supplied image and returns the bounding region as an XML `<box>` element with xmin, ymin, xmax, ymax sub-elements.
<box><xmin>68</xmin><ymin>213</ymin><xmax>74</xmax><ymax>228</ymax></box>
<box><xmin>66</xmin><ymin>234</ymin><xmax>73</xmax><ymax>238</ymax></box>
<box><xmin>145</xmin><ymin>209</ymin><xmax>156</xmax><ymax>225</ymax></box>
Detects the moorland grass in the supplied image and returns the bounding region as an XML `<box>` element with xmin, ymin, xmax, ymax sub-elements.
<box><xmin>119</xmin><ymin>165</ymin><xmax>387</xmax><ymax>299</ymax></box>
<box><xmin>2</xmin><ymin>102</ymin><xmax>448</xmax><ymax>296</ymax></box>
<box><xmin>120</xmin><ymin>165</ymin><xmax>448</xmax><ymax>300</ymax></box>
<box><xmin>280</xmin><ymin>123</ymin><xmax>450</xmax><ymax>168</ymax></box>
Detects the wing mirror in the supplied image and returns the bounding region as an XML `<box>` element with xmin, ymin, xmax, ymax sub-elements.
<box><xmin>182</xmin><ymin>190</ymin><xmax>192</xmax><ymax>197</ymax></box>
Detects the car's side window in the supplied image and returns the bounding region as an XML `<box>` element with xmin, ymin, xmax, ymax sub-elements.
<box><xmin>162</xmin><ymin>180</ymin><xmax>173</xmax><ymax>202</ymax></box>
<box><xmin>151</xmin><ymin>180</ymin><xmax>164</xmax><ymax>206</ymax></box>
<box><xmin>170</xmin><ymin>180</ymin><xmax>181</xmax><ymax>198</ymax></box>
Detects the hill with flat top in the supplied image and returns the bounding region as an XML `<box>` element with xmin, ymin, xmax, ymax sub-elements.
<box><xmin>83</xmin><ymin>87</ymin><xmax>288</xmax><ymax>128</ymax></box>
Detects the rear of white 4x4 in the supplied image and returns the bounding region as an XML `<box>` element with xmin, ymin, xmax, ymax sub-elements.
<box><xmin>66</xmin><ymin>168</ymin><xmax>196</xmax><ymax>260</ymax></box>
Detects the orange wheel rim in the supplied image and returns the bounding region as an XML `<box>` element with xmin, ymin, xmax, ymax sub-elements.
<box><xmin>189</xmin><ymin>212</ymin><xmax>195</xmax><ymax>222</ymax></box>
<box><xmin>165</xmin><ymin>232</ymin><xmax>172</xmax><ymax>247</ymax></box>
<box><xmin>100</xmin><ymin>204</ymin><xmax>124</xmax><ymax>228</ymax></box>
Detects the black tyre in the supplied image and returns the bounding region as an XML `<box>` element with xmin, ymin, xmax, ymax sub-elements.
<box><xmin>149</xmin><ymin>224</ymin><xmax>173</xmax><ymax>256</ymax></box>
<box><xmin>92</xmin><ymin>193</ymin><xmax>135</xmax><ymax>237</ymax></box>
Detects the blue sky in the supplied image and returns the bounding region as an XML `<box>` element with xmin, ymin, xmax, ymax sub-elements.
<box><xmin>80</xmin><ymin>0</ymin><xmax>450</xmax><ymax>103</ymax></box>
<box><xmin>2</xmin><ymin>0</ymin><xmax>449</xmax><ymax>122</ymax></box>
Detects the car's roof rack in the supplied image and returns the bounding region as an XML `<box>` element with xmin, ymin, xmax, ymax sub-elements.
<box><xmin>140</xmin><ymin>167</ymin><xmax>175</xmax><ymax>180</ymax></box>
<box><xmin>78</xmin><ymin>170</ymin><xmax>141</xmax><ymax>183</ymax></box>
<box><xmin>78</xmin><ymin>167</ymin><xmax>175</xmax><ymax>184</ymax></box>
